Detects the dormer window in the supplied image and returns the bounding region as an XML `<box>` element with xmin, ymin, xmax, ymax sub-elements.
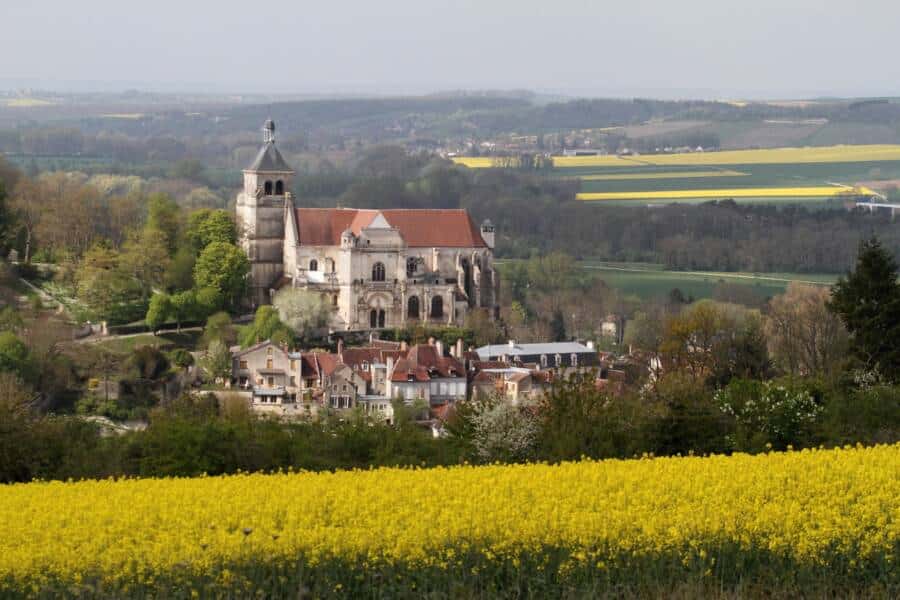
<box><xmin>309</xmin><ymin>259</ymin><xmax>318</xmax><ymax>272</ymax></box>
<box><xmin>406</xmin><ymin>257</ymin><xmax>417</xmax><ymax>277</ymax></box>
<box><xmin>362</xmin><ymin>362</ymin><xmax>369</xmax><ymax>371</ymax></box>
<box><xmin>540</xmin><ymin>354</ymin><xmax>548</xmax><ymax>367</ymax></box>
<box><xmin>571</xmin><ymin>353</ymin><xmax>578</xmax><ymax>367</ymax></box>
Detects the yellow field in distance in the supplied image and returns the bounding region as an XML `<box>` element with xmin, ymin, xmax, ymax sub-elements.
<box><xmin>452</xmin><ymin>145</ymin><xmax>900</xmax><ymax>169</ymax></box>
<box><xmin>577</xmin><ymin>186</ymin><xmax>875</xmax><ymax>201</ymax></box>
<box><xmin>5</xmin><ymin>98</ymin><xmax>55</xmax><ymax>108</ymax></box>
<box><xmin>580</xmin><ymin>170</ymin><xmax>747</xmax><ymax>181</ymax></box>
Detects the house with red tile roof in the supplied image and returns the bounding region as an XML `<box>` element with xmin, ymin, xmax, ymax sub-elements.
<box><xmin>386</xmin><ymin>342</ymin><xmax>467</xmax><ymax>407</ymax></box>
<box><xmin>236</xmin><ymin>121</ymin><xmax>499</xmax><ymax>328</ymax></box>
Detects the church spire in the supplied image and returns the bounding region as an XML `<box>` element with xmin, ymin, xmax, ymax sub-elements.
<box><xmin>263</xmin><ymin>119</ymin><xmax>276</xmax><ymax>144</ymax></box>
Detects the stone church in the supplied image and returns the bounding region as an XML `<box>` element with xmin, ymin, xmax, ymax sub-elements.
<box><xmin>236</xmin><ymin>120</ymin><xmax>499</xmax><ymax>331</ymax></box>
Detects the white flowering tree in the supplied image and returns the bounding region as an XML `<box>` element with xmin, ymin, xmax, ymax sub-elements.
<box><xmin>273</xmin><ymin>289</ymin><xmax>332</xmax><ymax>342</ymax></box>
<box><xmin>469</xmin><ymin>398</ymin><xmax>539</xmax><ymax>463</ymax></box>
<box><xmin>715</xmin><ymin>380</ymin><xmax>822</xmax><ymax>452</ymax></box>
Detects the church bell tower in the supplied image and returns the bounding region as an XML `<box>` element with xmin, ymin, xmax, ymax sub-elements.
<box><xmin>236</xmin><ymin>120</ymin><xmax>295</xmax><ymax>307</ymax></box>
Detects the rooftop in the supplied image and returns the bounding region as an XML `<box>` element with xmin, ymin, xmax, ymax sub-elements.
<box><xmin>476</xmin><ymin>341</ymin><xmax>595</xmax><ymax>360</ymax></box>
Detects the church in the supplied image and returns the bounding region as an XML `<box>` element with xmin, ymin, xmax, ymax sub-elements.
<box><xmin>236</xmin><ymin>120</ymin><xmax>500</xmax><ymax>331</ymax></box>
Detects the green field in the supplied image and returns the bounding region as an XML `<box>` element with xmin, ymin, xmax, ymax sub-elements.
<box><xmin>581</xmin><ymin>262</ymin><xmax>836</xmax><ymax>300</ymax></box>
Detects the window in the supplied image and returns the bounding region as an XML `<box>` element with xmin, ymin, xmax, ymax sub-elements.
<box><xmin>239</xmin><ymin>360</ymin><xmax>248</xmax><ymax>370</ymax></box>
<box><xmin>332</xmin><ymin>294</ymin><xmax>338</xmax><ymax>306</ymax></box>
<box><xmin>370</xmin><ymin>309</ymin><xmax>378</xmax><ymax>328</ymax></box>
<box><xmin>555</xmin><ymin>353</ymin><xmax>562</xmax><ymax>366</ymax></box>
<box><xmin>362</xmin><ymin>362</ymin><xmax>369</xmax><ymax>371</ymax></box>
<box><xmin>440</xmin><ymin>382</ymin><xmax>448</xmax><ymax>395</ymax></box>
<box><xmin>290</xmin><ymin>376</ymin><xmax>296</xmax><ymax>386</ymax></box>
<box><xmin>407</xmin><ymin>296</ymin><xmax>420</xmax><ymax>319</ymax></box>
<box><xmin>267</xmin><ymin>347</ymin><xmax>273</xmax><ymax>355</ymax></box>
<box><xmin>267</xmin><ymin>377</ymin><xmax>274</xmax><ymax>387</ymax></box>
<box><xmin>571</xmin><ymin>353</ymin><xmax>578</xmax><ymax>367</ymax></box>
<box><xmin>275</xmin><ymin>180</ymin><xmax>284</xmax><ymax>195</ymax></box>
<box><xmin>406</xmin><ymin>257</ymin><xmax>417</xmax><ymax>277</ymax></box>
<box><xmin>430</xmin><ymin>296</ymin><xmax>443</xmax><ymax>319</ymax></box>
<box><xmin>372</xmin><ymin>262</ymin><xmax>386</xmax><ymax>282</ymax></box>
<box><xmin>377</xmin><ymin>309</ymin><xmax>385</xmax><ymax>328</ymax></box>
<box><xmin>264</xmin><ymin>181</ymin><xmax>273</xmax><ymax>195</ymax></box>
<box><xmin>540</xmin><ymin>354</ymin><xmax>547</xmax><ymax>368</ymax></box>
<box><xmin>309</xmin><ymin>259</ymin><xmax>318</xmax><ymax>272</ymax></box>
<box><xmin>266</xmin><ymin>358</ymin><xmax>273</xmax><ymax>369</ymax></box>
<box><xmin>290</xmin><ymin>360</ymin><xmax>296</xmax><ymax>371</ymax></box>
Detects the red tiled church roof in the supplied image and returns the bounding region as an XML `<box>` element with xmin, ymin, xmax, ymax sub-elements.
<box><xmin>295</xmin><ymin>208</ymin><xmax>487</xmax><ymax>248</ymax></box>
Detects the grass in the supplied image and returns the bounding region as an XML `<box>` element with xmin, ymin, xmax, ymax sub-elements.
<box><xmin>582</xmin><ymin>262</ymin><xmax>835</xmax><ymax>300</ymax></box>
<box><xmin>92</xmin><ymin>330</ymin><xmax>201</xmax><ymax>355</ymax></box>
<box><xmin>579</xmin><ymin>169</ymin><xmax>747</xmax><ymax>181</ymax></box>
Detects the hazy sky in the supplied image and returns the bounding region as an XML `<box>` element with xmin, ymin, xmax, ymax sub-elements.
<box><xmin>2</xmin><ymin>0</ymin><xmax>898</xmax><ymax>99</ymax></box>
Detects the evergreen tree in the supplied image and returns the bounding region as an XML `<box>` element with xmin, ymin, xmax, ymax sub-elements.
<box><xmin>829</xmin><ymin>237</ymin><xmax>900</xmax><ymax>380</ymax></box>
<box><xmin>549</xmin><ymin>308</ymin><xmax>567</xmax><ymax>342</ymax></box>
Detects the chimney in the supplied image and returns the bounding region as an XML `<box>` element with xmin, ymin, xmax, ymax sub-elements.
<box><xmin>435</xmin><ymin>339</ymin><xmax>444</xmax><ymax>356</ymax></box>
<box><xmin>587</xmin><ymin>340</ymin><xmax>595</xmax><ymax>350</ymax></box>
<box><xmin>508</xmin><ymin>340</ymin><xmax>516</xmax><ymax>348</ymax></box>
<box><xmin>456</xmin><ymin>338</ymin><xmax>464</xmax><ymax>358</ymax></box>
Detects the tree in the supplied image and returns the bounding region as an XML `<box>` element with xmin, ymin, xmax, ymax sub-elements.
<box><xmin>468</xmin><ymin>397</ymin><xmax>538</xmax><ymax>463</ymax></box>
<box><xmin>272</xmin><ymin>288</ymin><xmax>332</xmax><ymax>341</ymax></box>
<box><xmin>145</xmin><ymin>193</ymin><xmax>180</xmax><ymax>255</ymax></box>
<box><xmin>120</xmin><ymin>228</ymin><xmax>171</xmax><ymax>299</ymax></box>
<box><xmin>193</xmin><ymin>242</ymin><xmax>250</xmax><ymax>310</ymax></box>
<box><xmin>201</xmin><ymin>311</ymin><xmax>235</xmax><ymax>349</ymax></box>
<box><xmin>767</xmin><ymin>283</ymin><xmax>849</xmax><ymax>376</ymax></box>
<box><xmin>170</xmin><ymin>290</ymin><xmax>199</xmax><ymax>331</ymax></box>
<box><xmin>829</xmin><ymin>237</ymin><xmax>900</xmax><ymax>380</ymax></box>
<box><xmin>165</xmin><ymin>246</ymin><xmax>196</xmax><ymax>292</ymax></box>
<box><xmin>194</xmin><ymin>286</ymin><xmax>224</xmax><ymax>319</ymax></box>
<box><xmin>202</xmin><ymin>339</ymin><xmax>232</xmax><ymax>383</ymax></box>
<box><xmin>186</xmin><ymin>209</ymin><xmax>236</xmax><ymax>251</ymax></box>
<box><xmin>0</xmin><ymin>331</ymin><xmax>31</xmax><ymax>381</ymax></box>
<box><xmin>75</xmin><ymin>243</ymin><xmax>142</xmax><ymax>322</ymax></box>
<box><xmin>10</xmin><ymin>178</ymin><xmax>43</xmax><ymax>263</ymax></box>
<box><xmin>240</xmin><ymin>306</ymin><xmax>295</xmax><ymax>348</ymax></box>
<box><xmin>549</xmin><ymin>308</ymin><xmax>567</xmax><ymax>342</ymax></box>
<box><xmin>145</xmin><ymin>293</ymin><xmax>172</xmax><ymax>331</ymax></box>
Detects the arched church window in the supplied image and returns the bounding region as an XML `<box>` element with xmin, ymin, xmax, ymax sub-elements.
<box><xmin>372</xmin><ymin>262</ymin><xmax>386</xmax><ymax>282</ymax></box>
<box><xmin>309</xmin><ymin>259</ymin><xmax>318</xmax><ymax>272</ymax></box>
<box><xmin>406</xmin><ymin>257</ymin><xmax>417</xmax><ymax>278</ymax></box>
<box><xmin>378</xmin><ymin>309</ymin><xmax>385</xmax><ymax>328</ymax></box>
<box><xmin>264</xmin><ymin>181</ymin><xmax>273</xmax><ymax>195</ymax></box>
<box><xmin>275</xmin><ymin>180</ymin><xmax>284</xmax><ymax>195</ymax></box>
<box><xmin>407</xmin><ymin>296</ymin><xmax>420</xmax><ymax>319</ymax></box>
<box><xmin>430</xmin><ymin>296</ymin><xmax>443</xmax><ymax>319</ymax></box>
<box><xmin>370</xmin><ymin>309</ymin><xmax>378</xmax><ymax>328</ymax></box>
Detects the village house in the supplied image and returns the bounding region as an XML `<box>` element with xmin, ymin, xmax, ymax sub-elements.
<box><xmin>386</xmin><ymin>340</ymin><xmax>467</xmax><ymax>408</ymax></box>
<box><xmin>474</xmin><ymin>340</ymin><xmax>599</xmax><ymax>369</ymax></box>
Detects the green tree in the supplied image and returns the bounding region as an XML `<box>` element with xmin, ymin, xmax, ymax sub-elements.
<box><xmin>201</xmin><ymin>311</ymin><xmax>235</xmax><ymax>349</ymax></box>
<box><xmin>202</xmin><ymin>339</ymin><xmax>233</xmax><ymax>382</ymax></box>
<box><xmin>75</xmin><ymin>243</ymin><xmax>142</xmax><ymax>322</ymax></box>
<box><xmin>145</xmin><ymin>293</ymin><xmax>172</xmax><ymax>331</ymax></box>
<box><xmin>0</xmin><ymin>331</ymin><xmax>31</xmax><ymax>380</ymax></box>
<box><xmin>145</xmin><ymin>193</ymin><xmax>180</xmax><ymax>255</ymax></box>
<box><xmin>120</xmin><ymin>228</ymin><xmax>171</xmax><ymax>299</ymax></box>
<box><xmin>828</xmin><ymin>237</ymin><xmax>900</xmax><ymax>381</ymax></box>
<box><xmin>186</xmin><ymin>209</ymin><xmax>237</xmax><ymax>251</ymax></box>
<box><xmin>193</xmin><ymin>242</ymin><xmax>250</xmax><ymax>310</ymax></box>
<box><xmin>240</xmin><ymin>305</ymin><xmax>295</xmax><ymax>348</ymax></box>
<box><xmin>549</xmin><ymin>308</ymin><xmax>566</xmax><ymax>342</ymax></box>
<box><xmin>170</xmin><ymin>290</ymin><xmax>199</xmax><ymax>331</ymax></box>
<box><xmin>165</xmin><ymin>246</ymin><xmax>196</xmax><ymax>292</ymax></box>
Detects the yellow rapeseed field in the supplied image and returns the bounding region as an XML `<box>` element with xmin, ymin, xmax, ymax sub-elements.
<box><xmin>451</xmin><ymin>144</ymin><xmax>900</xmax><ymax>169</ymax></box>
<box><xmin>579</xmin><ymin>169</ymin><xmax>747</xmax><ymax>181</ymax></box>
<box><xmin>0</xmin><ymin>445</ymin><xmax>897</xmax><ymax>594</ymax></box>
<box><xmin>576</xmin><ymin>186</ymin><xmax>874</xmax><ymax>202</ymax></box>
